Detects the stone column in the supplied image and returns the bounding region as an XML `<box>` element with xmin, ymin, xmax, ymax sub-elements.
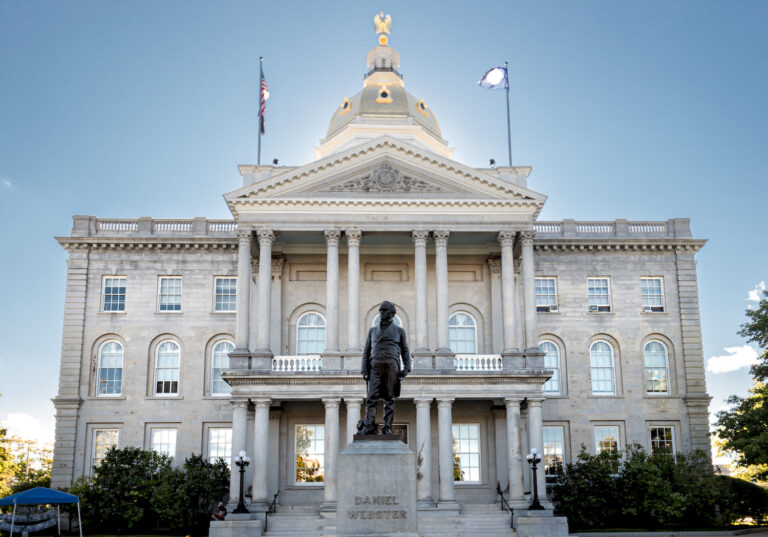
<box><xmin>345</xmin><ymin>230</ymin><xmax>362</xmax><ymax>352</ymax></box>
<box><xmin>498</xmin><ymin>231</ymin><xmax>517</xmax><ymax>352</ymax></box>
<box><xmin>251</xmin><ymin>398</ymin><xmax>271</xmax><ymax>508</ymax></box>
<box><xmin>235</xmin><ymin>230</ymin><xmax>252</xmax><ymax>351</ymax></box>
<box><xmin>324</xmin><ymin>230</ymin><xmax>341</xmax><ymax>352</ymax></box>
<box><xmin>488</xmin><ymin>257</ymin><xmax>503</xmax><ymax>354</ymax></box>
<box><xmin>345</xmin><ymin>398</ymin><xmax>362</xmax><ymax>445</ymax></box>
<box><xmin>521</xmin><ymin>230</ymin><xmax>538</xmax><ymax>350</ymax></box>
<box><xmin>504</xmin><ymin>398</ymin><xmax>525</xmax><ymax>502</ymax></box>
<box><xmin>514</xmin><ymin>258</ymin><xmax>524</xmax><ymax>350</ymax></box>
<box><xmin>271</xmin><ymin>257</ymin><xmax>285</xmax><ymax>355</ymax></box>
<box><xmin>433</xmin><ymin>230</ymin><xmax>451</xmax><ymax>353</ymax></box>
<box><xmin>527</xmin><ymin>398</ymin><xmax>546</xmax><ymax>498</ymax></box>
<box><xmin>255</xmin><ymin>230</ymin><xmax>275</xmax><ymax>354</ymax></box>
<box><xmin>322</xmin><ymin>398</ymin><xmax>341</xmax><ymax>508</ymax></box>
<box><xmin>437</xmin><ymin>398</ymin><xmax>456</xmax><ymax>506</ymax></box>
<box><xmin>412</xmin><ymin>230</ymin><xmax>430</xmax><ymax>352</ymax></box>
<box><xmin>229</xmin><ymin>400</ymin><xmax>249</xmax><ymax>507</ymax></box>
<box><xmin>414</xmin><ymin>397</ymin><xmax>433</xmax><ymax>506</ymax></box>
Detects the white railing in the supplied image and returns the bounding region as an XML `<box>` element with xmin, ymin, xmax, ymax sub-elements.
<box><xmin>575</xmin><ymin>223</ymin><xmax>614</xmax><ymax>234</ymax></box>
<box><xmin>534</xmin><ymin>223</ymin><xmax>561</xmax><ymax>234</ymax></box>
<box><xmin>272</xmin><ymin>355</ymin><xmax>322</xmax><ymax>372</ymax></box>
<box><xmin>629</xmin><ymin>223</ymin><xmax>666</xmax><ymax>234</ymax></box>
<box><xmin>208</xmin><ymin>221</ymin><xmax>238</xmax><ymax>232</ymax></box>
<box><xmin>154</xmin><ymin>220</ymin><xmax>193</xmax><ymax>232</ymax></box>
<box><xmin>454</xmin><ymin>354</ymin><xmax>502</xmax><ymax>372</ymax></box>
<box><xmin>98</xmin><ymin>220</ymin><xmax>138</xmax><ymax>232</ymax></box>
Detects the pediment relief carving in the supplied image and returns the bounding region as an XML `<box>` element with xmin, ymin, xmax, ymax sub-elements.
<box><xmin>321</xmin><ymin>165</ymin><xmax>444</xmax><ymax>193</ymax></box>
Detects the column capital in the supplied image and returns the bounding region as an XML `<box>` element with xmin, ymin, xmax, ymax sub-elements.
<box><xmin>412</xmin><ymin>230</ymin><xmax>430</xmax><ymax>247</ymax></box>
<box><xmin>322</xmin><ymin>397</ymin><xmax>341</xmax><ymax>407</ymax></box>
<box><xmin>436</xmin><ymin>398</ymin><xmax>455</xmax><ymax>407</ymax></box>
<box><xmin>488</xmin><ymin>256</ymin><xmax>501</xmax><ymax>275</ymax></box>
<box><xmin>230</xmin><ymin>399</ymin><xmax>250</xmax><ymax>409</ymax></box>
<box><xmin>272</xmin><ymin>256</ymin><xmax>285</xmax><ymax>278</ymax></box>
<box><xmin>256</xmin><ymin>229</ymin><xmax>275</xmax><ymax>247</ymax></box>
<box><xmin>324</xmin><ymin>229</ymin><xmax>342</xmax><ymax>247</ymax></box>
<box><xmin>237</xmin><ymin>229</ymin><xmax>253</xmax><ymax>243</ymax></box>
<box><xmin>520</xmin><ymin>229</ymin><xmax>536</xmax><ymax>245</ymax></box>
<box><xmin>345</xmin><ymin>229</ymin><xmax>362</xmax><ymax>246</ymax></box>
<box><xmin>504</xmin><ymin>397</ymin><xmax>524</xmax><ymax>407</ymax></box>
<box><xmin>526</xmin><ymin>397</ymin><xmax>544</xmax><ymax>407</ymax></box>
<box><xmin>432</xmin><ymin>230</ymin><xmax>450</xmax><ymax>247</ymax></box>
<box><xmin>497</xmin><ymin>230</ymin><xmax>516</xmax><ymax>248</ymax></box>
<box><xmin>413</xmin><ymin>397</ymin><xmax>433</xmax><ymax>407</ymax></box>
<box><xmin>344</xmin><ymin>397</ymin><xmax>364</xmax><ymax>406</ymax></box>
<box><xmin>252</xmin><ymin>398</ymin><xmax>271</xmax><ymax>408</ymax></box>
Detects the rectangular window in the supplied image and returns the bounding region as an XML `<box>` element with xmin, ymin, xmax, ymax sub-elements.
<box><xmin>151</xmin><ymin>428</ymin><xmax>177</xmax><ymax>459</ymax></box>
<box><xmin>588</xmin><ymin>277</ymin><xmax>611</xmax><ymax>312</ymax></box>
<box><xmin>214</xmin><ymin>277</ymin><xmax>237</xmax><ymax>312</ymax></box>
<box><xmin>102</xmin><ymin>276</ymin><xmax>126</xmax><ymax>312</ymax></box>
<box><xmin>295</xmin><ymin>425</ymin><xmax>324</xmax><ymax>483</ymax></box>
<box><xmin>536</xmin><ymin>278</ymin><xmax>558</xmax><ymax>312</ymax></box>
<box><xmin>650</xmin><ymin>426</ymin><xmax>675</xmax><ymax>454</ymax></box>
<box><xmin>543</xmin><ymin>426</ymin><xmax>565</xmax><ymax>481</ymax></box>
<box><xmin>642</xmin><ymin>277</ymin><xmax>665</xmax><ymax>312</ymax></box>
<box><xmin>208</xmin><ymin>427</ymin><xmax>232</xmax><ymax>466</ymax></box>
<box><xmin>594</xmin><ymin>425</ymin><xmax>620</xmax><ymax>455</ymax></box>
<box><xmin>91</xmin><ymin>429</ymin><xmax>118</xmax><ymax>472</ymax></box>
<box><xmin>158</xmin><ymin>276</ymin><xmax>182</xmax><ymax>311</ymax></box>
<box><xmin>452</xmin><ymin>424</ymin><xmax>480</xmax><ymax>483</ymax></box>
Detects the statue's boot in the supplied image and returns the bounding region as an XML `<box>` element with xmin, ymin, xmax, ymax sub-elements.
<box><xmin>381</xmin><ymin>398</ymin><xmax>395</xmax><ymax>435</ymax></box>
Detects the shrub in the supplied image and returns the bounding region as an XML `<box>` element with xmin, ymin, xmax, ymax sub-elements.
<box><xmin>717</xmin><ymin>474</ymin><xmax>768</xmax><ymax>525</ymax></box>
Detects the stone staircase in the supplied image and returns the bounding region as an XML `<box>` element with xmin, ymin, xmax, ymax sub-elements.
<box><xmin>261</xmin><ymin>503</ymin><xmax>515</xmax><ymax>537</ymax></box>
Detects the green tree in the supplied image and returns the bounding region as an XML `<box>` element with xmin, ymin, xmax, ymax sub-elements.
<box><xmin>716</xmin><ymin>289</ymin><xmax>768</xmax><ymax>479</ymax></box>
<box><xmin>0</xmin><ymin>426</ymin><xmax>19</xmax><ymax>498</ymax></box>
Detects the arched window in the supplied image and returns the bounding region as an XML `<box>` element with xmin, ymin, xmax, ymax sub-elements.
<box><xmin>539</xmin><ymin>341</ymin><xmax>560</xmax><ymax>394</ymax></box>
<box><xmin>371</xmin><ymin>314</ymin><xmax>403</xmax><ymax>327</ymax></box>
<box><xmin>154</xmin><ymin>340</ymin><xmax>180</xmax><ymax>395</ymax></box>
<box><xmin>97</xmin><ymin>341</ymin><xmax>123</xmax><ymax>396</ymax></box>
<box><xmin>297</xmin><ymin>312</ymin><xmax>326</xmax><ymax>355</ymax></box>
<box><xmin>211</xmin><ymin>340</ymin><xmax>234</xmax><ymax>395</ymax></box>
<box><xmin>449</xmin><ymin>312</ymin><xmax>477</xmax><ymax>354</ymax></box>
<box><xmin>644</xmin><ymin>340</ymin><xmax>669</xmax><ymax>393</ymax></box>
<box><xmin>590</xmin><ymin>341</ymin><xmax>615</xmax><ymax>394</ymax></box>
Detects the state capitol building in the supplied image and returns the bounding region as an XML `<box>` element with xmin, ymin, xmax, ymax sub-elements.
<box><xmin>50</xmin><ymin>14</ymin><xmax>711</xmax><ymax>519</ymax></box>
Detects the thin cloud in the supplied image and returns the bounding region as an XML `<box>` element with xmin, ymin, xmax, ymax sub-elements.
<box><xmin>1</xmin><ymin>412</ymin><xmax>53</xmax><ymax>444</ymax></box>
<box><xmin>1</xmin><ymin>178</ymin><xmax>14</xmax><ymax>190</ymax></box>
<box><xmin>747</xmin><ymin>281</ymin><xmax>766</xmax><ymax>303</ymax></box>
<box><xmin>707</xmin><ymin>345</ymin><xmax>759</xmax><ymax>374</ymax></box>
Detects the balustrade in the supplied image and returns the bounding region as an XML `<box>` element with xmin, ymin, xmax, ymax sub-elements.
<box><xmin>454</xmin><ymin>354</ymin><xmax>502</xmax><ymax>371</ymax></box>
<box><xmin>272</xmin><ymin>355</ymin><xmax>322</xmax><ymax>372</ymax></box>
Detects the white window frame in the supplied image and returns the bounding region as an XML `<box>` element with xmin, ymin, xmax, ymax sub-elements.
<box><xmin>535</xmin><ymin>277</ymin><xmax>559</xmax><ymax>312</ymax></box>
<box><xmin>542</xmin><ymin>425</ymin><xmax>565</xmax><ymax>481</ymax></box>
<box><xmin>154</xmin><ymin>340</ymin><xmax>180</xmax><ymax>396</ymax></box>
<box><xmin>589</xmin><ymin>340</ymin><xmax>616</xmax><ymax>395</ymax></box>
<box><xmin>91</xmin><ymin>428</ymin><xmax>119</xmax><ymax>473</ymax></box>
<box><xmin>587</xmin><ymin>277</ymin><xmax>612</xmax><ymax>312</ymax></box>
<box><xmin>449</xmin><ymin>311</ymin><xmax>478</xmax><ymax>354</ymax></box>
<box><xmin>213</xmin><ymin>276</ymin><xmax>237</xmax><ymax>312</ymax></box>
<box><xmin>452</xmin><ymin>423</ymin><xmax>481</xmax><ymax>484</ymax></box>
<box><xmin>150</xmin><ymin>428</ymin><xmax>178</xmax><ymax>459</ymax></box>
<box><xmin>641</xmin><ymin>277</ymin><xmax>665</xmax><ymax>312</ymax></box>
<box><xmin>102</xmin><ymin>275</ymin><xmax>126</xmax><ymax>312</ymax></box>
<box><xmin>593</xmin><ymin>425</ymin><xmax>621</xmax><ymax>455</ymax></box>
<box><xmin>644</xmin><ymin>340</ymin><xmax>670</xmax><ymax>394</ymax></box>
<box><xmin>158</xmin><ymin>276</ymin><xmax>183</xmax><ymax>312</ymax></box>
<box><xmin>539</xmin><ymin>340</ymin><xmax>561</xmax><ymax>394</ymax></box>
<box><xmin>297</xmin><ymin>312</ymin><xmax>326</xmax><ymax>355</ymax></box>
<box><xmin>207</xmin><ymin>427</ymin><xmax>233</xmax><ymax>466</ymax></box>
<box><xmin>294</xmin><ymin>424</ymin><xmax>325</xmax><ymax>485</ymax></box>
<box><xmin>96</xmin><ymin>340</ymin><xmax>123</xmax><ymax>397</ymax></box>
<box><xmin>211</xmin><ymin>339</ymin><xmax>234</xmax><ymax>395</ymax></box>
<box><xmin>649</xmin><ymin>425</ymin><xmax>676</xmax><ymax>455</ymax></box>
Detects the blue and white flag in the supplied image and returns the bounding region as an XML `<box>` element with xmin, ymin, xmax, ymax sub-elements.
<box><xmin>477</xmin><ymin>66</ymin><xmax>508</xmax><ymax>89</ymax></box>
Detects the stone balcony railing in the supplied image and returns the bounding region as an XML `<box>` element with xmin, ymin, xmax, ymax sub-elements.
<box><xmin>269</xmin><ymin>354</ymin><xmax>504</xmax><ymax>373</ymax></box>
<box><xmin>533</xmin><ymin>218</ymin><xmax>693</xmax><ymax>239</ymax></box>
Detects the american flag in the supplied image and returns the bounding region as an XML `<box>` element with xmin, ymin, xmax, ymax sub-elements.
<box><xmin>259</xmin><ymin>75</ymin><xmax>269</xmax><ymax>135</ymax></box>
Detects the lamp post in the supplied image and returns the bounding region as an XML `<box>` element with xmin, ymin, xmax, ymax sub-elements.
<box><xmin>526</xmin><ymin>448</ymin><xmax>544</xmax><ymax>510</ymax></box>
<box><xmin>233</xmin><ymin>450</ymin><xmax>251</xmax><ymax>514</ymax></box>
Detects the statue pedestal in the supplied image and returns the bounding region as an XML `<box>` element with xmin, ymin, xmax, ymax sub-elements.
<box><xmin>337</xmin><ymin>436</ymin><xmax>419</xmax><ymax>537</ymax></box>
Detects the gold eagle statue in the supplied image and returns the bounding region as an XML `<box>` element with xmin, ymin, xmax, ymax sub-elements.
<box><xmin>374</xmin><ymin>12</ymin><xmax>392</xmax><ymax>36</ymax></box>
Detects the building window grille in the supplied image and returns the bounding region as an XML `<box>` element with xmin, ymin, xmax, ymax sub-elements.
<box><xmin>536</xmin><ymin>278</ymin><xmax>558</xmax><ymax>312</ymax></box>
<box><xmin>650</xmin><ymin>426</ymin><xmax>675</xmax><ymax>454</ymax></box>
<box><xmin>543</xmin><ymin>426</ymin><xmax>565</xmax><ymax>481</ymax></box>
<box><xmin>642</xmin><ymin>277</ymin><xmax>665</xmax><ymax>312</ymax></box>
<box><xmin>211</xmin><ymin>340</ymin><xmax>234</xmax><ymax>395</ymax></box>
<box><xmin>97</xmin><ymin>341</ymin><xmax>123</xmax><ymax>396</ymax></box>
<box><xmin>154</xmin><ymin>340</ymin><xmax>180</xmax><ymax>395</ymax></box>
<box><xmin>102</xmin><ymin>276</ymin><xmax>126</xmax><ymax>312</ymax></box>
<box><xmin>91</xmin><ymin>429</ymin><xmax>118</xmax><ymax>472</ymax></box>
<box><xmin>539</xmin><ymin>341</ymin><xmax>561</xmax><ymax>394</ymax></box>
<box><xmin>158</xmin><ymin>276</ymin><xmax>182</xmax><ymax>311</ymax></box>
<box><xmin>214</xmin><ymin>277</ymin><xmax>237</xmax><ymax>312</ymax></box>
<box><xmin>452</xmin><ymin>424</ymin><xmax>480</xmax><ymax>482</ymax></box>
<box><xmin>208</xmin><ymin>427</ymin><xmax>232</xmax><ymax>466</ymax></box>
<box><xmin>449</xmin><ymin>312</ymin><xmax>477</xmax><ymax>354</ymax></box>
<box><xmin>151</xmin><ymin>428</ymin><xmax>177</xmax><ymax>459</ymax></box>
<box><xmin>295</xmin><ymin>425</ymin><xmax>324</xmax><ymax>483</ymax></box>
<box><xmin>587</xmin><ymin>277</ymin><xmax>611</xmax><ymax>312</ymax></box>
<box><xmin>297</xmin><ymin>312</ymin><xmax>326</xmax><ymax>355</ymax></box>
<box><xmin>644</xmin><ymin>341</ymin><xmax>669</xmax><ymax>393</ymax></box>
<box><xmin>590</xmin><ymin>341</ymin><xmax>615</xmax><ymax>394</ymax></box>
<box><xmin>594</xmin><ymin>425</ymin><xmax>620</xmax><ymax>455</ymax></box>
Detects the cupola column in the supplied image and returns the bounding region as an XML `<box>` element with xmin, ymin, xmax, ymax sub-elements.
<box><xmin>324</xmin><ymin>230</ymin><xmax>341</xmax><ymax>352</ymax></box>
<box><xmin>412</xmin><ymin>230</ymin><xmax>430</xmax><ymax>352</ymax></box>
<box><xmin>345</xmin><ymin>230</ymin><xmax>362</xmax><ymax>352</ymax></box>
<box><xmin>433</xmin><ymin>230</ymin><xmax>451</xmax><ymax>352</ymax></box>
<box><xmin>235</xmin><ymin>230</ymin><xmax>252</xmax><ymax>351</ymax></box>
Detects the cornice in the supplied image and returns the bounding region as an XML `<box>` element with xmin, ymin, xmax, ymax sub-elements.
<box><xmin>55</xmin><ymin>237</ymin><xmax>238</xmax><ymax>253</ymax></box>
<box><xmin>225</xmin><ymin>372</ymin><xmax>550</xmax><ymax>387</ymax></box>
<box><xmin>534</xmin><ymin>239</ymin><xmax>707</xmax><ymax>253</ymax></box>
<box><xmin>230</xmin><ymin>197</ymin><xmax>542</xmax><ymax>211</ymax></box>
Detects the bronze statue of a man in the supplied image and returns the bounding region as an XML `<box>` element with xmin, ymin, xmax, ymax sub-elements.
<box><xmin>359</xmin><ymin>301</ymin><xmax>411</xmax><ymax>435</ymax></box>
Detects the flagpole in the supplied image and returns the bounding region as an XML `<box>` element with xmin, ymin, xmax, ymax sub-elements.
<box><xmin>258</xmin><ymin>56</ymin><xmax>264</xmax><ymax>165</ymax></box>
<box><xmin>505</xmin><ymin>60</ymin><xmax>512</xmax><ymax>167</ymax></box>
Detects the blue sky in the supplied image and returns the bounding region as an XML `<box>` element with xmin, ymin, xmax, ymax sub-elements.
<box><xmin>1</xmin><ymin>0</ymin><xmax>766</xmax><ymax>446</ymax></box>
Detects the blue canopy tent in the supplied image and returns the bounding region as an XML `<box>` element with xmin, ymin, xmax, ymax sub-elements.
<box><xmin>0</xmin><ymin>487</ymin><xmax>82</xmax><ymax>537</ymax></box>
